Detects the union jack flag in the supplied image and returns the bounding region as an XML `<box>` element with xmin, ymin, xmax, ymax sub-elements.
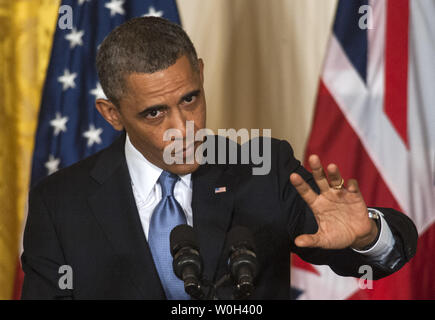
<box><xmin>291</xmin><ymin>0</ymin><xmax>435</xmax><ymax>299</ymax></box>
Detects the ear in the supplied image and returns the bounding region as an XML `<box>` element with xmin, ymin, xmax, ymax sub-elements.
<box><xmin>95</xmin><ymin>99</ymin><xmax>124</xmax><ymax>131</ymax></box>
<box><xmin>198</xmin><ymin>58</ymin><xmax>204</xmax><ymax>85</ymax></box>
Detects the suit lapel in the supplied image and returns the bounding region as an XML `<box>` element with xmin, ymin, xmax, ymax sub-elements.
<box><xmin>87</xmin><ymin>134</ymin><xmax>165</xmax><ymax>299</ymax></box>
<box><xmin>86</xmin><ymin>134</ymin><xmax>239</xmax><ymax>297</ymax></box>
<box><xmin>191</xmin><ymin>163</ymin><xmax>238</xmax><ymax>283</ymax></box>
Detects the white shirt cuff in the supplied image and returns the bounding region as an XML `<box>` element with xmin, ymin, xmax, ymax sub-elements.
<box><xmin>352</xmin><ymin>208</ymin><xmax>395</xmax><ymax>260</ymax></box>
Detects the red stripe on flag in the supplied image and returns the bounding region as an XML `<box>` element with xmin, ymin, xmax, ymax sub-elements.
<box><xmin>384</xmin><ymin>0</ymin><xmax>409</xmax><ymax>148</ymax></box>
<box><xmin>291</xmin><ymin>254</ymin><xmax>320</xmax><ymax>276</ymax></box>
<box><xmin>305</xmin><ymin>81</ymin><xmax>402</xmax><ymax>210</ymax></box>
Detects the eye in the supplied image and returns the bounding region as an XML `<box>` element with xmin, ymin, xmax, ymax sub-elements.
<box><xmin>181</xmin><ymin>92</ymin><xmax>199</xmax><ymax>106</ymax></box>
<box><xmin>184</xmin><ymin>95</ymin><xmax>196</xmax><ymax>103</ymax></box>
<box><xmin>144</xmin><ymin>109</ymin><xmax>164</xmax><ymax>119</ymax></box>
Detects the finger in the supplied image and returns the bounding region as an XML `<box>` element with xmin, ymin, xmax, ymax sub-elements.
<box><xmin>326</xmin><ymin>163</ymin><xmax>344</xmax><ymax>189</ymax></box>
<box><xmin>294</xmin><ymin>233</ymin><xmax>321</xmax><ymax>248</ymax></box>
<box><xmin>290</xmin><ymin>173</ymin><xmax>318</xmax><ymax>206</ymax></box>
<box><xmin>308</xmin><ymin>155</ymin><xmax>330</xmax><ymax>193</ymax></box>
<box><xmin>346</xmin><ymin>179</ymin><xmax>361</xmax><ymax>194</ymax></box>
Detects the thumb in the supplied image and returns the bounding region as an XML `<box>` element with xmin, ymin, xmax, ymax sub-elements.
<box><xmin>294</xmin><ymin>233</ymin><xmax>320</xmax><ymax>248</ymax></box>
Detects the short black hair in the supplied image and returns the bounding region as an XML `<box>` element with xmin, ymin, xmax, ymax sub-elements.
<box><xmin>96</xmin><ymin>17</ymin><xmax>199</xmax><ymax>107</ymax></box>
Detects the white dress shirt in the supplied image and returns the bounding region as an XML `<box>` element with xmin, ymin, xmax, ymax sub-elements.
<box><xmin>124</xmin><ymin>134</ymin><xmax>395</xmax><ymax>262</ymax></box>
<box><xmin>125</xmin><ymin>134</ymin><xmax>193</xmax><ymax>240</ymax></box>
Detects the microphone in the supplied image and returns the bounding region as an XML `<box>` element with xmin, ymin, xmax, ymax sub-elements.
<box><xmin>170</xmin><ymin>224</ymin><xmax>204</xmax><ymax>299</ymax></box>
<box><xmin>226</xmin><ymin>226</ymin><xmax>258</xmax><ymax>298</ymax></box>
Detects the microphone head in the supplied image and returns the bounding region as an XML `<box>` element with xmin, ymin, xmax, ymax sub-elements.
<box><xmin>170</xmin><ymin>224</ymin><xmax>199</xmax><ymax>256</ymax></box>
<box><xmin>226</xmin><ymin>226</ymin><xmax>258</xmax><ymax>298</ymax></box>
<box><xmin>226</xmin><ymin>226</ymin><xmax>256</xmax><ymax>252</ymax></box>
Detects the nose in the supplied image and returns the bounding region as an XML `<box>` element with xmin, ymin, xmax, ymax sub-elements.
<box><xmin>169</xmin><ymin>108</ymin><xmax>187</xmax><ymax>140</ymax></box>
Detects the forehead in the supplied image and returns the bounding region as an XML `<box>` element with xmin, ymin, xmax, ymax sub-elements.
<box><xmin>122</xmin><ymin>55</ymin><xmax>199</xmax><ymax>103</ymax></box>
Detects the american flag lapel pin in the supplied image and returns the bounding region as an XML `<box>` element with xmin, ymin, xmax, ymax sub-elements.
<box><xmin>214</xmin><ymin>186</ymin><xmax>227</xmax><ymax>194</ymax></box>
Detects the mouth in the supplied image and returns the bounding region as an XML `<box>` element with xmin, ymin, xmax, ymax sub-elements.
<box><xmin>169</xmin><ymin>141</ymin><xmax>197</xmax><ymax>161</ymax></box>
<box><xmin>182</xmin><ymin>142</ymin><xmax>196</xmax><ymax>159</ymax></box>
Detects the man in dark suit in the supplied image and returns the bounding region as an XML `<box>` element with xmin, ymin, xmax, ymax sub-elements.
<box><xmin>21</xmin><ymin>17</ymin><xmax>417</xmax><ymax>300</ymax></box>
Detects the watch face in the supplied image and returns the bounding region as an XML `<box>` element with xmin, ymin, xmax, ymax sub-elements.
<box><xmin>368</xmin><ymin>210</ymin><xmax>380</xmax><ymax>220</ymax></box>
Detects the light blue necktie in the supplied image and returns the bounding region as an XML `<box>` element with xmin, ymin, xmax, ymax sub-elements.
<box><xmin>148</xmin><ymin>171</ymin><xmax>190</xmax><ymax>300</ymax></box>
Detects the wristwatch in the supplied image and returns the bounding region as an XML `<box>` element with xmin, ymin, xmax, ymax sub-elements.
<box><xmin>368</xmin><ymin>209</ymin><xmax>381</xmax><ymax>221</ymax></box>
<box><xmin>358</xmin><ymin>209</ymin><xmax>382</xmax><ymax>251</ymax></box>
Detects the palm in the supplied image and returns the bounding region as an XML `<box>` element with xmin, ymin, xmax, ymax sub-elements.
<box><xmin>290</xmin><ymin>155</ymin><xmax>377</xmax><ymax>250</ymax></box>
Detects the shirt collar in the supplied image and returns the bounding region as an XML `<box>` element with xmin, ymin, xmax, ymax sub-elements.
<box><xmin>124</xmin><ymin>134</ymin><xmax>191</xmax><ymax>200</ymax></box>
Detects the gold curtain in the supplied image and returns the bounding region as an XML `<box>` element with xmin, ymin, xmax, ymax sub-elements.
<box><xmin>0</xmin><ymin>0</ymin><xmax>59</xmax><ymax>299</ymax></box>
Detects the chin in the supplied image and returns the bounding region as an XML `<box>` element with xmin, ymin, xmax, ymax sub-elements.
<box><xmin>166</xmin><ymin>162</ymin><xmax>201</xmax><ymax>176</ymax></box>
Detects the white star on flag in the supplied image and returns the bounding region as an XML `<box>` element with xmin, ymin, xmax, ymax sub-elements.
<box><xmin>45</xmin><ymin>154</ymin><xmax>60</xmax><ymax>175</ymax></box>
<box><xmin>105</xmin><ymin>0</ymin><xmax>125</xmax><ymax>17</ymax></box>
<box><xmin>143</xmin><ymin>6</ymin><xmax>164</xmax><ymax>17</ymax></box>
<box><xmin>83</xmin><ymin>124</ymin><xmax>103</xmax><ymax>147</ymax></box>
<box><xmin>58</xmin><ymin>69</ymin><xmax>77</xmax><ymax>91</ymax></box>
<box><xmin>90</xmin><ymin>82</ymin><xmax>107</xmax><ymax>100</ymax></box>
<box><xmin>65</xmin><ymin>27</ymin><xmax>84</xmax><ymax>49</ymax></box>
<box><xmin>50</xmin><ymin>112</ymin><xmax>68</xmax><ymax>136</ymax></box>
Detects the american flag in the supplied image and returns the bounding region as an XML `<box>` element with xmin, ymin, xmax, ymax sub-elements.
<box><xmin>291</xmin><ymin>0</ymin><xmax>435</xmax><ymax>299</ymax></box>
<box><xmin>214</xmin><ymin>187</ymin><xmax>227</xmax><ymax>194</ymax></box>
<box><xmin>30</xmin><ymin>0</ymin><xmax>181</xmax><ymax>186</ymax></box>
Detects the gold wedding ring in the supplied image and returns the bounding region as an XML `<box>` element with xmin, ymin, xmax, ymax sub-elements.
<box><xmin>332</xmin><ymin>178</ymin><xmax>344</xmax><ymax>190</ymax></box>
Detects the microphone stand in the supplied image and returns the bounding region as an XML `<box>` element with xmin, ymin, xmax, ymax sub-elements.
<box><xmin>200</xmin><ymin>274</ymin><xmax>232</xmax><ymax>300</ymax></box>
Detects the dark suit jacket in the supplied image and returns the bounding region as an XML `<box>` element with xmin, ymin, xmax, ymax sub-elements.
<box><xmin>21</xmin><ymin>134</ymin><xmax>418</xmax><ymax>299</ymax></box>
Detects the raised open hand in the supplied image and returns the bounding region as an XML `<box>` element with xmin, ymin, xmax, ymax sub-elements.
<box><xmin>290</xmin><ymin>155</ymin><xmax>379</xmax><ymax>250</ymax></box>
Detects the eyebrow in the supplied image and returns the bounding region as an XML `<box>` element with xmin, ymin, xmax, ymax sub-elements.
<box><xmin>181</xmin><ymin>89</ymin><xmax>201</xmax><ymax>103</ymax></box>
<box><xmin>137</xmin><ymin>89</ymin><xmax>201</xmax><ymax>117</ymax></box>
